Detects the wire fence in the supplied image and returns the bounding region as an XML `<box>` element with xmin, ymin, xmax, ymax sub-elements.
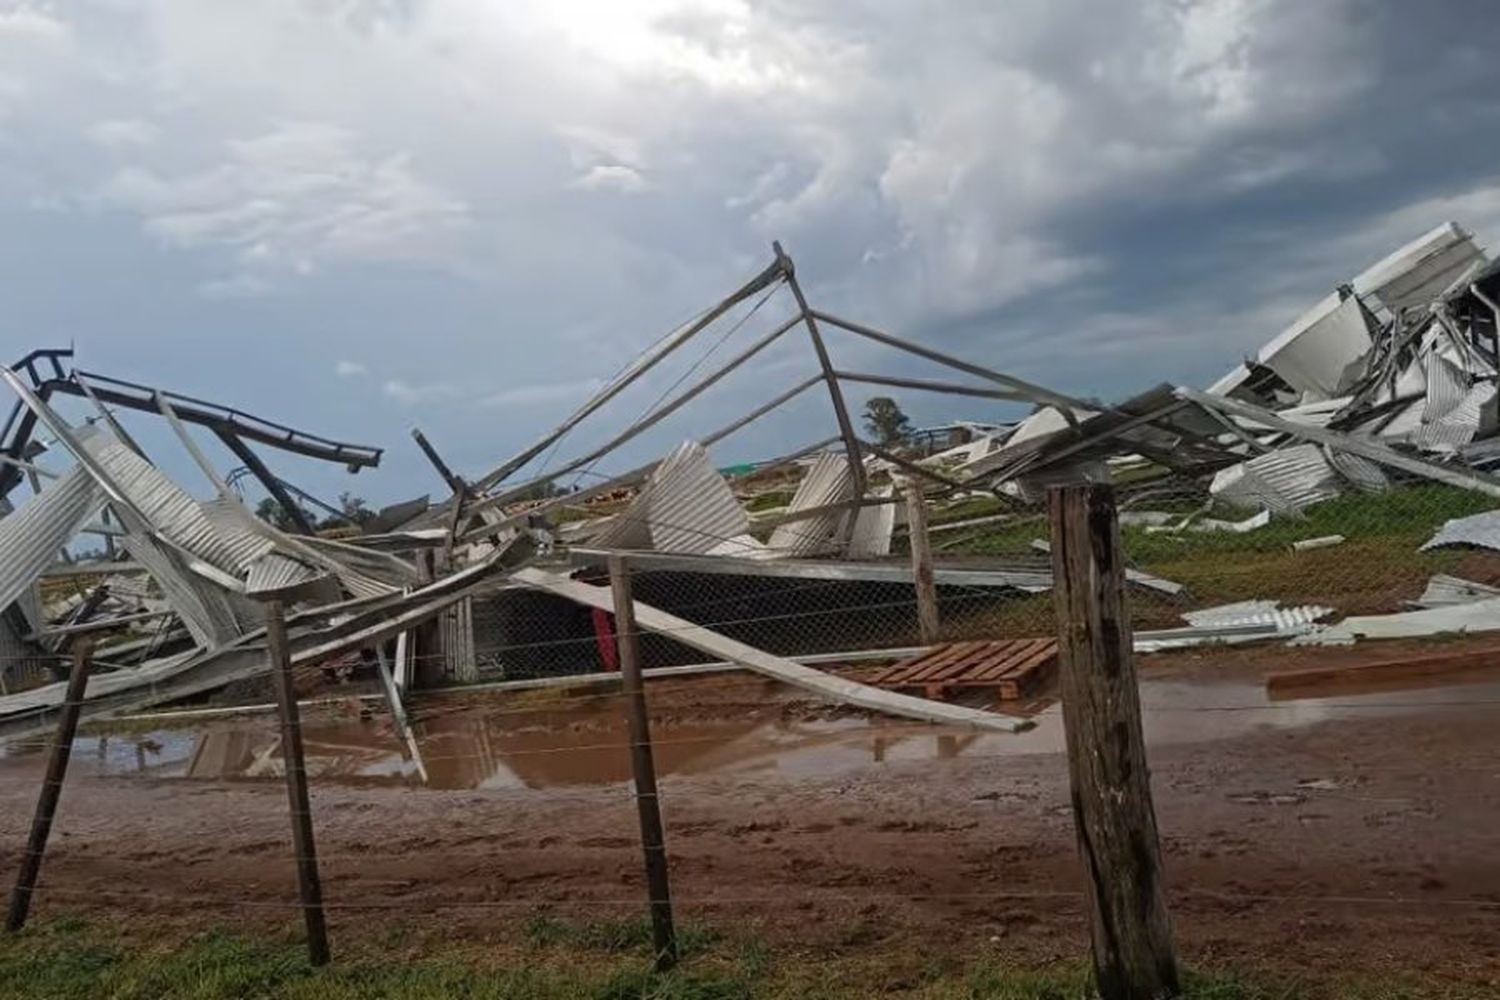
<box><xmin>3</xmin><ymin>481</ymin><xmax>1499</xmax><ymax>982</ymax></box>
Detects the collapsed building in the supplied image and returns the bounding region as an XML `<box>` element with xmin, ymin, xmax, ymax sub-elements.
<box><xmin>3</xmin><ymin>225</ymin><xmax>1500</xmax><ymax>749</ymax></box>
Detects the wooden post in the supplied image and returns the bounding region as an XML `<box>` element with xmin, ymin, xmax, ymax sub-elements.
<box><xmin>1047</xmin><ymin>484</ymin><xmax>1179</xmax><ymax>1000</ymax></box>
<box><xmin>607</xmin><ymin>554</ymin><xmax>678</xmax><ymax>972</ymax></box>
<box><xmin>904</xmin><ymin>483</ymin><xmax>940</xmax><ymax>645</ymax></box>
<box><xmin>264</xmin><ymin>600</ymin><xmax>331</xmax><ymax>967</ymax></box>
<box><xmin>6</xmin><ymin>640</ymin><xmax>93</xmax><ymax>932</ymax></box>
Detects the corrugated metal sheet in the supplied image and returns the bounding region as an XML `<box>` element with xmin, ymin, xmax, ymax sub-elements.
<box><xmin>0</xmin><ymin>464</ymin><xmax>104</xmax><ymax>613</ymax></box>
<box><xmin>301</xmin><ymin>536</ymin><xmax>419</xmax><ymax>589</ymax></box>
<box><xmin>1410</xmin><ymin>382</ymin><xmax>1496</xmax><ymax>454</ymax></box>
<box><xmin>243</xmin><ymin>552</ymin><xmax>329</xmax><ymax>598</ymax></box>
<box><xmin>1420</xmin><ymin>509</ymin><xmax>1500</xmax><ymax>551</ymax></box>
<box><xmin>846</xmin><ymin>484</ymin><xmax>895</xmax><ymax>559</ymax></box>
<box><xmin>587</xmin><ymin>441</ymin><xmax>755</xmax><ymax>555</ymax></box>
<box><xmin>1323</xmin><ymin>445</ymin><xmax>1388</xmax><ymax>493</ymax></box>
<box><xmin>80</xmin><ymin>432</ymin><xmax>254</xmax><ymax>576</ymax></box>
<box><xmin>119</xmin><ymin>530</ymin><xmax>240</xmax><ymax>647</ymax></box>
<box><xmin>1422</xmin><ymin>353</ymin><xmax>1468</xmax><ymax>423</ymax></box>
<box><xmin>643</xmin><ymin>441</ymin><xmax>752</xmax><ymax>554</ymax></box>
<box><xmin>1182</xmin><ymin>600</ymin><xmax>1332</xmax><ymax>631</ymax></box>
<box><xmin>1210</xmin><ymin>443</ymin><xmax>1343</xmax><ymax>514</ymax></box>
<box><xmin>767</xmin><ymin>452</ymin><xmax>853</xmax><ymax>556</ymax></box>
<box><xmin>200</xmin><ymin>497</ymin><xmax>277</xmax><ymax>570</ymax></box>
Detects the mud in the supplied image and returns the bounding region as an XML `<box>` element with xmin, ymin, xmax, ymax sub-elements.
<box><xmin>1</xmin><ymin>643</ymin><xmax>1498</xmax><ymax>984</ymax></box>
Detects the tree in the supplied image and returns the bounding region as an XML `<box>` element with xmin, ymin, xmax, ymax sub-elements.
<box><xmin>255</xmin><ymin>496</ymin><xmax>308</xmax><ymax>532</ymax></box>
<box><xmin>861</xmin><ymin>396</ymin><xmax>913</xmax><ymax>447</ymax></box>
<box><xmin>326</xmin><ymin>492</ymin><xmax>376</xmax><ymax>529</ymax></box>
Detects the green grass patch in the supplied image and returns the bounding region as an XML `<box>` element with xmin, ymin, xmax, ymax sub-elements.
<box><xmin>1</xmin><ymin>918</ymin><xmax>1493</xmax><ymax>999</ymax></box>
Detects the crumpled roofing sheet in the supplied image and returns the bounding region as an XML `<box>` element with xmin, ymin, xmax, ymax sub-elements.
<box><xmin>1181</xmin><ymin>600</ymin><xmax>1332</xmax><ymax>631</ymax></box>
<box><xmin>1300</xmin><ymin>597</ymin><xmax>1500</xmax><ymax>644</ymax></box>
<box><xmin>1420</xmin><ymin>509</ymin><xmax>1500</xmax><ymax>551</ymax></box>
<box><xmin>1414</xmin><ymin>573</ymin><xmax>1500</xmax><ymax>608</ymax></box>
<box><xmin>846</xmin><ymin>484</ymin><xmax>895</xmax><ymax>559</ymax></box>
<box><xmin>766</xmin><ymin>452</ymin><xmax>853</xmax><ymax>557</ymax></box>
<box><xmin>0</xmin><ymin>464</ymin><xmax>104</xmax><ymax>615</ymax></box>
<box><xmin>1210</xmin><ymin>443</ymin><xmax>1344</xmax><ymax>514</ymax></box>
<box><xmin>589</xmin><ymin>440</ymin><xmax>762</xmax><ymax>556</ymax></box>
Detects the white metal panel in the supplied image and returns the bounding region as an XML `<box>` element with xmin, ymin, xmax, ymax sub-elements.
<box><xmin>643</xmin><ymin>441</ymin><xmax>752</xmax><ymax>554</ymax></box>
<box><xmin>1255</xmin><ymin>293</ymin><xmax>1372</xmax><ymax>401</ymax></box>
<box><xmin>1352</xmin><ymin>221</ymin><xmax>1486</xmax><ymax>318</ymax></box>
<box><xmin>1210</xmin><ymin>443</ymin><xmax>1343</xmax><ymax>514</ymax></box>
<box><xmin>0</xmin><ymin>464</ymin><xmax>104</xmax><ymax>613</ymax></box>
<box><xmin>766</xmin><ymin>452</ymin><xmax>853</xmax><ymax>557</ymax></box>
<box><xmin>846</xmin><ymin>484</ymin><xmax>895</xmax><ymax>559</ymax></box>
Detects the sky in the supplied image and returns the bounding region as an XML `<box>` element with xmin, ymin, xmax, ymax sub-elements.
<box><xmin>4</xmin><ymin>0</ymin><xmax>1500</xmax><ymax>509</ymax></box>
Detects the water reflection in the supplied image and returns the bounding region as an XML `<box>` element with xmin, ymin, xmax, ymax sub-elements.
<box><xmin>14</xmin><ymin>668</ymin><xmax>1500</xmax><ymax>791</ymax></box>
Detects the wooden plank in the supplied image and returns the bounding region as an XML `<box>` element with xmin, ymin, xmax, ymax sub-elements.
<box><xmin>967</xmin><ymin>639</ymin><xmax>1044</xmax><ymax>682</ymax></box>
<box><xmin>900</xmin><ymin>642</ymin><xmax>976</xmax><ymax>683</ymax></box>
<box><xmin>516</xmin><ymin>568</ymin><xmax>1028</xmax><ymax>732</ymax></box>
<box><xmin>1266</xmin><ymin>646</ymin><xmax>1500</xmax><ymax>696</ymax></box>
<box><xmin>905</xmin><ymin>483</ymin><xmax>941</xmax><ymax>644</ymax></box>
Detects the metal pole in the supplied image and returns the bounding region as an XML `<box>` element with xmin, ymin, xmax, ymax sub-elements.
<box><xmin>264</xmin><ymin>600</ymin><xmax>331</xmax><ymax>966</ymax></box>
<box><xmin>6</xmin><ymin>639</ymin><xmax>93</xmax><ymax>932</ymax></box>
<box><xmin>773</xmin><ymin>244</ymin><xmax>867</xmax><ymax>509</ymax></box>
<box><xmin>214</xmin><ymin>428</ymin><xmax>316</xmax><ymax>535</ymax></box>
<box><xmin>607</xmin><ymin>554</ymin><xmax>677</xmax><ymax>972</ymax></box>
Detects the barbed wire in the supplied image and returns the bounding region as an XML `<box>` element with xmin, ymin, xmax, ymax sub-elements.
<box><xmin>25</xmin><ymin>883</ymin><xmax>1499</xmax><ymax>913</ymax></box>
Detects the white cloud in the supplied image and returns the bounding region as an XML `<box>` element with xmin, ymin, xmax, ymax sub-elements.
<box><xmin>88</xmin><ymin>118</ymin><xmax>158</xmax><ymax>151</ymax></box>
<box><xmin>572</xmin><ymin>164</ymin><xmax>648</xmax><ymax>193</ymax></box>
<box><xmin>100</xmin><ymin>121</ymin><xmax>471</xmax><ymax>290</ymax></box>
<box><xmin>481</xmin><ymin>377</ymin><xmax>604</xmax><ymax>408</ymax></box>
<box><xmin>382</xmin><ymin>379</ymin><xmax>458</xmax><ymax>405</ymax></box>
<box><xmin>335</xmin><ymin>359</ymin><xmax>368</xmax><ymax>378</ymax></box>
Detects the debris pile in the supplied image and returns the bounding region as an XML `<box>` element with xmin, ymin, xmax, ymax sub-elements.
<box><xmin>5</xmin><ymin>224</ymin><xmax>1500</xmax><ymax>743</ymax></box>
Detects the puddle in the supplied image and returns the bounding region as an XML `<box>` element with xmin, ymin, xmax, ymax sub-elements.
<box><xmin>6</xmin><ymin>669</ymin><xmax>1500</xmax><ymax>791</ymax></box>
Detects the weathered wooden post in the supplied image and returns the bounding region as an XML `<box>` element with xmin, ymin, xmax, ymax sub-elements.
<box><xmin>904</xmin><ymin>483</ymin><xmax>941</xmax><ymax>645</ymax></box>
<box><xmin>607</xmin><ymin>554</ymin><xmax>678</xmax><ymax>972</ymax></box>
<box><xmin>1047</xmin><ymin>483</ymin><xmax>1179</xmax><ymax>1000</ymax></box>
<box><xmin>263</xmin><ymin>598</ymin><xmax>331</xmax><ymax>967</ymax></box>
<box><xmin>6</xmin><ymin>640</ymin><xmax>93</xmax><ymax>932</ymax></box>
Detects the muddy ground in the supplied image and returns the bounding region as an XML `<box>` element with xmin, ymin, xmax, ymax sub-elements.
<box><xmin>1</xmin><ymin>639</ymin><xmax>1498</xmax><ymax>988</ymax></box>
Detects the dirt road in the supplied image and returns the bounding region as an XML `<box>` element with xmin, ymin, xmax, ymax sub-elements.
<box><xmin>1</xmin><ymin>646</ymin><xmax>1497</xmax><ymax>986</ymax></box>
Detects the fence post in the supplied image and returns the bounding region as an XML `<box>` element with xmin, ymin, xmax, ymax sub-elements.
<box><xmin>904</xmin><ymin>483</ymin><xmax>941</xmax><ymax>645</ymax></box>
<box><xmin>1047</xmin><ymin>483</ymin><xmax>1179</xmax><ymax>1000</ymax></box>
<box><xmin>607</xmin><ymin>554</ymin><xmax>678</xmax><ymax>972</ymax></box>
<box><xmin>264</xmin><ymin>599</ymin><xmax>331</xmax><ymax>967</ymax></box>
<box><xmin>6</xmin><ymin>640</ymin><xmax>93</xmax><ymax>933</ymax></box>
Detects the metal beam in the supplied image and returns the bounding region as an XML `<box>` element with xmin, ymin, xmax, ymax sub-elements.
<box><xmin>215</xmin><ymin>429</ymin><xmax>317</xmax><ymax>536</ymax></box>
<box><xmin>774</xmin><ymin>244</ymin><xmax>867</xmax><ymax>508</ymax></box>
<box><xmin>484</xmin><ymin>313</ymin><xmax>800</xmax><ymax>511</ymax></box>
<box><xmin>45</xmin><ymin>372</ymin><xmax>382</xmax><ymax>470</ymax></box>
<box><xmin>812</xmin><ymin>309</ymin><xmax>1091</xmax><ymax>413</ymax></box>
<box><xmin>1179</xmin><ymin>387</ymin><xmax>1500</xmax><ymax>498</ymax></box>
<box><xmin>473</xmin><ymin>258</ymin><xmax>785</xmax><ymax>492</ymax></box>
<box><xmin>834</xmin><ymin>370</ymin><xmax>1032</xmax><ymax>402</ymax></box>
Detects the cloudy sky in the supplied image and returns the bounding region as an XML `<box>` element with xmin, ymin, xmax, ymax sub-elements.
<box><xmin>5</xmin><ymin>0</ymin><xmax>1500</xmax><ymax>507</ymax></box>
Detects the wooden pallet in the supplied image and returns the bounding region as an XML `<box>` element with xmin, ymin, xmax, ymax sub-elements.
<box><xmin>869</xmin><ymin>638</ymin><xmax>1058</xmax><ymax>700</ymax></box>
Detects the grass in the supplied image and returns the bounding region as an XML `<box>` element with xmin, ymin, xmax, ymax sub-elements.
<box><xmin>0</xmin><ymin>917</ymin><xmax>1493</xmax><ymax>999</ymax></box>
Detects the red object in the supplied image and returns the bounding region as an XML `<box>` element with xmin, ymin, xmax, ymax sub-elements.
<box><xmin>591</xmin><ymin>607</ymin><xmax>619</xmax><ymax>671</ymax></box>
